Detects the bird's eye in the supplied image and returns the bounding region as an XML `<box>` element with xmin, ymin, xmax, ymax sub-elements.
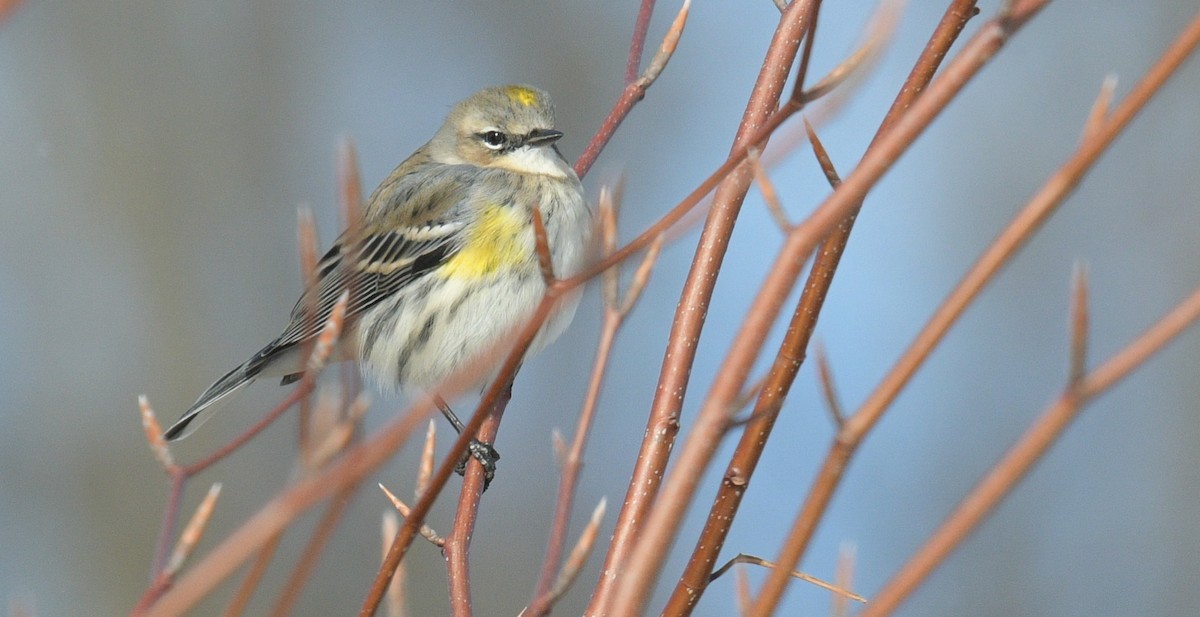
<box><xmin>480</xmin><ymin>131</ymin><xmax>507</xmax><ymax>150</ymax></box>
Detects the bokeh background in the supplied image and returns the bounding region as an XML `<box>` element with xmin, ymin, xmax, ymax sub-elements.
<box><xmin>3</xmin><ymin>1</ymin><xmax>1199</xmax><ymax>615</ymax></box>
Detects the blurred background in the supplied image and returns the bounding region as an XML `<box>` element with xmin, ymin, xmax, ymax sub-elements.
<box><xmin>2</xmin><ymin>1</ymin><xmax>1199</xmax><ymax>615</ymax></box>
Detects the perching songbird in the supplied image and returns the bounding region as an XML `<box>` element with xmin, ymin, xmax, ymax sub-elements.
<box><xmin>164</xmin><ymin>85</ymin><xmax>592</xmax><ymax>477</ymax></box>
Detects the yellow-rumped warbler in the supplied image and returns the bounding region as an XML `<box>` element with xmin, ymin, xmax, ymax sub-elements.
<box><xmin>164</xmin><ymin>85</ymin><xmax>592</xmax><ymax>451</ymax></box>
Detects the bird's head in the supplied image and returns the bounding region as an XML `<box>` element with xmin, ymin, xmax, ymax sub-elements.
<box><xmin>430</xmin><ymin>85</ymin><xmax>573</xmax><ymax>178</ymax></box>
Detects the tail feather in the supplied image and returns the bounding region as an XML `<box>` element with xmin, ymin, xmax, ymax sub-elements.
<box><xmin>164</xmin><ymin>339</ymin><xmax>304</xmax><ymax>440</ymax></box>
<box><xmin>163</xmin><ymin>360</ymin><xmax>261</xmax><ymax>440</ymax></box>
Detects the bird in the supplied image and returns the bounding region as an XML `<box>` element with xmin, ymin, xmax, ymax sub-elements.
<box><xmin>163</xmin><ymin>85</ymin><xmax>592</xmax><ymax>477</ymax></box>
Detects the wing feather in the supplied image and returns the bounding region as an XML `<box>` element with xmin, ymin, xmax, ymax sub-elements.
<box><xmin>268</xmin><ymin>163</ymin><xmax>482</xmax><ymax>352</ymax></box>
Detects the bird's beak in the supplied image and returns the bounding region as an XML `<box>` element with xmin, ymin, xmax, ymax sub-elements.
<box><xmin>524</xmin><ymin>128</ymin><xmax>564</xmax><ymax>147</ymax></box>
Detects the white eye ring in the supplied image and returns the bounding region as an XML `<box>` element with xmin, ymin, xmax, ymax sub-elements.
<box><xmin>480</xmin><ymin>130</ymin><xmax>507</xmax><ymax>150</ymax></box>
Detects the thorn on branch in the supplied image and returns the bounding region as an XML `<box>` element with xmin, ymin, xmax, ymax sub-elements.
<box><xmin>379</xmin><ymin>483</ymin><xmax>446</xmax><ymax>547</ymax></box>
<box><xmin>726</xmin><ymin>376</ymin><xmax>768</xmax><ymax>430</ymax></box>
<box><xmin>139</xmin><ymin>395</ymin><xmax>176</xmax><ymax>471</ymax></box>
<box><xmin>306</xmin><ymin>290</ymin><xmax>348</xmax><ymax>376</ymax></box>
<box><xmin>636</xmin><ymin>0</ymin><xmax>691</xmax><ymax>89</ymax></box>
<box><xmin>804</xmin><ymin>118</ymin><xmax>843</xmax><ymax>188</ymax></box>
<box><xmin>815</xmin><ymin>343</ymin><xmax>846</xmax><ymax>427</ymax></box>
<box><xmin>747</xmin><ymin>148</ymin><xmax>793</xmax><ymax>232</ymax></box>
<box><xmin>417</xmin><ymin>420</ymin><xmax>436</xmax><ymax>500</ymax></box>
<box><xmin>165</xmin><ymin>483</ymin><xmax>223</xmax><ymax>577</ymax></box>
<box><xmin>551</xmin><ymin>428</ymin><xmax>568</xmax><ymax>468</ymax></box>
<box><xmin>1068</xmin><ymin>264</ymin><xmax>1090</xmax><ymax>390</ymax></box>
<box><xmin>1082</xmin><ymin>75</ymin><xmax>1118</xmax><ymax>145</ymax></box>
<box><xmin>547</xmin><ymin>498</ymin><xmax>608</xmax><ymax>603</ymax></box>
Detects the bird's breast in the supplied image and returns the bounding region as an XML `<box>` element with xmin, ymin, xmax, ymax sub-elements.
<box><xmin>438</xmin><ymin>204</ymin><xmax>532</xmax><ymax>280</ymax></box>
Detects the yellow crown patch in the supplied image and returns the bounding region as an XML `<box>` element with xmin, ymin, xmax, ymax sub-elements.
<box><xmin>506</xmin><ymin>86</ymin><xmax>539</xmax><ymax>107</ymax></box>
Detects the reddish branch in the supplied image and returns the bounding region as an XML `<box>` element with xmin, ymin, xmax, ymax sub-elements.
<box><xmin>606</xmin><ymin>0</ymin><xmax>1060</xmax><ymax>613</ymax></box>
<box><xmin>527</xmin><ymin>190</ymin><xmax>662</xmax><ymax>616</ymax></box>
<box><xmin>662</xmin><ymin>1</ymin><xmax>978</xmax><ymax>613</ymax></box>
<box><xmin>750</xmin><ymin>3</ymin><xmax>1200</xmax><ymax>614</ymax></box>
<box><xmin>588</xmin><ymin>2</ymin><xmax>818</xmax><ymax>613</ymax></box>
<box><xmin>857</xmin><ymin>11</ymin><xmax>1200</xmax><ymax>616</ymax></box>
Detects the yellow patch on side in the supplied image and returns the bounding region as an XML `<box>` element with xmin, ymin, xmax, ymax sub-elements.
<box><xmin>440</xmin><ymin>205</ymin><xmax>530</xmax><ymax>279</ymax></box>
<box><xmin>506</xmin><ymin>86</ymin><xmax>539</xmax><ymax>107</ymax></box>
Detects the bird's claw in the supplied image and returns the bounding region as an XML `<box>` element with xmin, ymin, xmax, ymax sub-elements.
<box><xmin>454</xmin><ymin>439</ymin><xmax>500</xmax><ymax>491</ymax></box>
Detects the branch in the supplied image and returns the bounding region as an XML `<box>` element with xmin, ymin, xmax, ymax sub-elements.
<box><xmin>752</xmin><ymin>5</ymin><xmax>1200</xmax><ymax>613</ymax></box>
<box><xmin>863</xmin><ymin>281</ymin><xmax>1200</xmax><ymax>616</ymax></box>
<box><xmin>591</xmin><ymin>3</ymin><xmax>819</xmax><ymax>613</ymax></box>
<box><xmin>445</xmin><ymin>389</ymin><xmax>511</xmax><ymax>617</ymax></box>
<box><xmin>649</xmin><ymin>0</ymin><xmax>968</xmax><ymax>613</ymax></box>
<box><xmin>527</xmin><ymin>189</ymin><xmax>661</xmax><ymax>617</ymax></box>
<box><xmin>575</xmin><ymin>0</ymin><xmax>690</xmax><ymax>178</ymax></box>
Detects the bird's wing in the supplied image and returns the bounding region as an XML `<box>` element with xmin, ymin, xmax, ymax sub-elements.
<box><xmin>262</xmin><ymin>165</ymin><xmax>478</xmax><ymax>359</ymax></box>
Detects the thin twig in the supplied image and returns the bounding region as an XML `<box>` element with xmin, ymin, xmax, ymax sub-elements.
<box><xmin>528</xmin><ymin>191</ymin><xmax>661</xmax><ymax>616</ymax></box>
<box><xmin>144</xmin><ymin>391</ymin><xmax>433</xmax><ymax>617</ymax></box>
<box><xmin>546</xmin><ymin>498</ymin><xmax>608</xmax><ymax>604</ymax></box>
<box><xmin>381</xmin><ymin>512</ymin><xmax>408</xmax><ymax>617</ymax></box>
<box><xmin>566</xmin><ymin>0</ymin><xmax>895</xmax><ymax>290</ymax></box>
<box><xmin>575</xmin><ymin>0</ymin><xmax>690</xmax><ymax>178</ymax></box>
<box><xmin>709</xmin><ymin>553</ymin><xmax>865</xmax><ymax>603</ymax></box>
<box><xmin>445</xmin><ymin>389</ymin><xmax>511</xmax><ymax>617</ymax></box>
<box><xmin>793</xmin><ymin>0</ymin><xmax>823</xmax><ymax>94</ymax></box>
<box><xmin>634</xmin><ymin>0</ymin><xmax>691</xmax><ymax>89</ymax></box>
<box><xmin>862</xmin><ymin>283</ymin><xmax>1200</xmax><ymax>616</ymax></box>
<box><xmin>624</xmin><ymin>0</ymin><xmax>658</xmax><ymax>85</ymax></box>
<box><xmin>132</xmin><ymin>483</ymin><xmax>223</xmax><ymax>617</ymax></box>
<box><xmin>165</xmin><ymin>483</ymin><xmax>223</xmax><ymax>577</ymax></box>
<box><xmin>442</xmin><ymin>199</ymin><xmax>567</xmax><ymax>617</ymax></box>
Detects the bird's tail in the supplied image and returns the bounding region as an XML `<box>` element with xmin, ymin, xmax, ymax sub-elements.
<box><xmin>163</xmin><ymin>341</ymin><xmax>290</xmax><ymax>440</ymax></box>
